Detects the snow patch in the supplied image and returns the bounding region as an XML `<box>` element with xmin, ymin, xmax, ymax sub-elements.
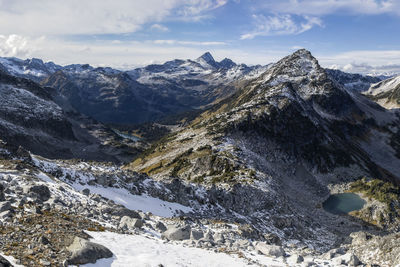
<box><xmin>71</xmin><ymin>183</ymin><xmax>192</xmax><ymax>218</ymax></box>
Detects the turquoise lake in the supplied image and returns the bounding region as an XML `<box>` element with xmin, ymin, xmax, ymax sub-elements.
<box><xmin>322</xmin><ymin>193</ymin><xmax>366</xmax><ymax>215</ymax></box>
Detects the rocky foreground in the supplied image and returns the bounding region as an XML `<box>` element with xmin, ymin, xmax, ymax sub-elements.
<box><xmin>0</xmin><ymin>142</ymin><xmax>399</xmax><ymax>267</ymax></box>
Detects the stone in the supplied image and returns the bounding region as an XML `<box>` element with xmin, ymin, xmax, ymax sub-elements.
<box><xmin>238</xmin><ymin>224</ymin><xmax>259</xmax><ymax>239</ymax></box>
<box><xmin>0</xmin><ymin>209</ymin><xmax>13</xmax><ymax>220</ymax></box>
<box><xmin>287</xmin><ymin>254</ymin><xmax>304</xmax><ymax>264</ymax></box>
<box><xmin>0</xmin><ymin>201</ymin><xmax>11</xmax><ymax>213</ymax></box>
<box><xmin>190</xmin><ymin>230</ymin><xmax>204</xmax><ymax>240</ymax></box>
<box><xmin>119</xmin><ymin>216</ymin><xmax>143</xmax><ymax>229</ymax></box>
<box><xmin>213</xmin><ymin>233</ymin><xmax>225</xmax><ymax>244</ymax></box>
<box><xmin>155</xmin><ymin>222</ymin><xmax>167</xmax><ymax>232</ymax></box>
<box><xmin>40</xmin><ymin>235</ymin><xmax>50</xmax><ymax>245</ymax></box>
<box><xmin>202</xmin><ymin>230</ymin><xmax>214</xmax><ymax>242</ymax></box>
<box><xmin>264</xmin><ymin>233</ymin><xmax>282</xmax><ymax>245</ymax></box>
<box><xmin>255</xmin><ymin>242</ymin><xmax>285</xmax><ymax>257</ymax></box>
<box><xmin>81</xmin><ymin>188</ymin><xmax>90</xmax><ymax>196</ymax></box>
<box><xmin>66</xmin><ymin>237</ymin><xmax>113</xmax><ymax>265</ymax></box>
<box><xmin>162</xmin><ymin>225</ymin><xmax>191</xmax><ymax>241</ymax></box>
<box><xmin>0</xmin><ymin>184</ymin><xmax>5</xmax><ymax>201</ymax></box>
<box><xmin>27</xmin><ymin>185</ymin><xmax>51</xmax><ymax>202</ymax></box>
<box><xmin>112</xmin><ymin>208</ymin><xmax>141</xmax><ymax>219</ymax></box>
<box><xmin>342</xmin><ymin>253</ymin><xmax>361</xmax><ymax>267</ymax></box>
<box><xmin>0</xmin><ymin>255</ymin><xmax>12</xmax><ymax>267</ymax></box>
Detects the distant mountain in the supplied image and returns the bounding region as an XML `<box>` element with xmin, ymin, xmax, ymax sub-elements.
<box><xmin>2</xmin><ymin>53</ymin><xmax>392</xmax><ymax>126</ymax></box>
<box><xmin>365</xmin><ymin>74</ymin><xmax>400</xmax><ymax>109</ymax></box>
<box><xmin>40</xmin><ymin>53</ymin><xmax>269</xmax><ymax>124</ymax></box>
<box><xmin>0</xmin><ymin>69</ymin><xmax>141</xmax><ymax>162</ymax></box>
<box><xmin>326</xmin><ymin>69</ymin><xmax>387</xmax><ymax>92</ymax></box>
<box><xmin>0</xmin><ymin>57</ymin><xmax>62</xmax><ymax>82</ymax></box>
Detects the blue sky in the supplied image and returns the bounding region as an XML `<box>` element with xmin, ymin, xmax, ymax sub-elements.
<box><xmin>0</xmin><ymin>0</ymin><xmax>400</xmax><ymax>74</ymax></box>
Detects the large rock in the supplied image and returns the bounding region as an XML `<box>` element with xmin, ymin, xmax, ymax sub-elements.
<box><xmin>0</xmin><ymin>184</ymin><xmax>5</xmax><ymax>201</ymax></box>
<box><xmin>66</xmin><ymin>236</ymin><xmax>113</xmax><ymax>265</ymax></box>
<box><xmin>190</xmin><ymin>229</ymin><xmax>204</xmax><ymax>240</ymax></box>
<box><xmin>0</xmin><ymin>201</ymin><xmax>11</xmax><ymax>213</ymax></box>
<box><xmin>155</xmin><ymin>221</ymin><xmax>167</xmax><ymax>232</ymax></box>
<box><xmin>287</xmin><ymin>254</ymin><xmax>304</xmax><ymax>264</ymax></box>
<box><xmin>0</xmin><ymin>255</ymin><xmax>12</xmax><ymax>267</ymax></box>
<box><xmin>255</xmin><ymin>242</ymin><xmax>285</xmax><ymax>257</ymax></box>
<box><xmin>27</xmin><ymin>185</ymin><xmax>51</xmax><ymax>202</ymax></box>
<box><xmin>112</xmin><ymin>208</ymin><xmax>141</xmax><ymax>219</ymax></box>
<box><xmin>161</xmin><ymin>225</ymin><xmax>191</xmax><ymax>241</ymax></box>
<box><xmin>119</xmin><ymin>216</ymin><xmax>143</xmax><ymax>229</ymax></box>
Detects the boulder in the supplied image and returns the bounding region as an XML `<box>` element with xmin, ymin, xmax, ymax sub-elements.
<box><xmin>81</xmin><ymin>188</ymin><xmax>90</xmax><ymax>196</ymax></box>
<box><xmin>255</xmin><ymin>242</ymin><xmax>285</xmax><ymax>257</ymax></box>
<box><xmin>287</xmin><ymin>254</ymin><xmax>304</xmax><ymax>264</ymax></box>
<box><xmin>0</xmin><ymin>201</ymin><xmax>11</xmax><ymax>213</ymax></box>
<box><xmin>341</xmin><ymin>253</ymin><xmax>361</xmax><ymax>267</ymax></box>
<box><xmin>155</xmin><ymin>221</ymin><xmax>167</xmax><ymax>232</ymax></box>
<box><xmin>0</xmin><ymin>255</ymin><xmax>12</xmax><ymax>267</ymax></box>
<box><xmin>213</xmin><ymin>233</ymin><xmax>225</xmax><ymax>244</ymax></box>
<box><xmin>119</xmin><ymin>216</ymin><xmax>143</xmax><ymax>229</ymax></box>
<box><xmin>66</xmin><ymin>236</ymin><xmax>113</xmax><ymax>265</ymax></box>
<box><xmin>27</xmin><ymin>185</ymin><xmax>51</xmax><ymax>202</ymax></box>
<box><xmin>190</xmin><ymin>230</ymin><xmax>204</xmax><ymax>240</ymax></box>
<box><xmin>162</xmin><ymin>225</ymin><xmax>191</xmax><ymax>241</ymax></box>
<box><xmin>112</xmin><ymin>208</ymin><xmax>141</xmax><ymax>219</ymax></box>
<box><xmin>0</xmin><ymin>184</ymin><xmax>5</xmax><ymax>201</ymax></box>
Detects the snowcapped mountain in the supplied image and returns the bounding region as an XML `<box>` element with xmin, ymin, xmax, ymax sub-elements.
<box><xmin>38</xmin><ymin>52</ymin><xmax>269</xmax><ymax>124</ymax></box>
<box><xmin>326</xmin><ymin>68</ymin><xmax>386</xmax><ymax>92</ymax></box>
<box><xmin>365</xmin><ymin>74</ymin><xmax>400</xmax><ymax>109</ymax></box>
<box><xmin>1</xmin><ymin>49</ymin><xmax>400</xmax><ymax>267</ymax></box>
<box><xmin>0</xmin><ymin>69</ymin><xmax>141</xmax><ymax>162</ymax></box>
<box><xmin>127</xmin><ymin>49</ymin><xmax>400</xmax><ymax>264</ymax></box>
<box><xmin>0</xmin><ymin>57</ymin><xmax>62</xmax><ymax>82</ymax></box>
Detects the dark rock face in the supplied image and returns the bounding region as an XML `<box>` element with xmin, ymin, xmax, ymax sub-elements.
<box><xmin>0</xmin><ymin>255</ymin><xmax>12</xmax><ymax>267</ymax></box>
<box><xmin>42</xmin><ymin>70</ymin><xmax>194</xmax><ymax>124</ymax></box>
<box><xmin>0</xmin><ymin>70</ymin><xmax>140</xmax><ymax>163</ymax></box>
<box><xmin>28</xmin><ymin>185</ymin><xmax>51</xmax><ymax>202</ymax></box>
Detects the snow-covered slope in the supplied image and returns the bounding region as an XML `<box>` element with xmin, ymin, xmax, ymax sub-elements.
<box><xmin>326</xmin><ymin>69</ymin><xmax>385</xmax><ymax>92</ymax></box>
<box><xmin>365</xmin><ymin>75</ymin><xmax>400</xmax><ymax>109</ymax></box>
<box><xmin>0</xmin><ymin>57</ymin><xmax>62</xmax><ymax>82</ymax></box>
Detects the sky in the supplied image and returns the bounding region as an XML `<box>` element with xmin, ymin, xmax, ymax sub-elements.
<box><xmin>0</xmin><ymin>0</ymin><xmax>400</xmax><ymax>74</ymax></box>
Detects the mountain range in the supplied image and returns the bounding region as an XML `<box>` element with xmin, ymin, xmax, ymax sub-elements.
<box><xmin>1</xmin><ymin>49</ymin><xmax>400</xmax><ymax>266</ymax></box>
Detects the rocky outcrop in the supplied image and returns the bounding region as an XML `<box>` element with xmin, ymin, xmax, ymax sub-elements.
<box><xmin>66</xmin><ymin>236</ymin><xmax>113</xmax><ymax>265</ymax></box>
<box><xmin>162</xmin><ymin>225</ymin><xmax>191</xmax><ymax>241</ymax></box>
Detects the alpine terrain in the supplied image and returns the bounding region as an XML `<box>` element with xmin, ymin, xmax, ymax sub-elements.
<box><xmin>0</xmin><ymin>49</ymin><xmax>400</xmax><ymax>267</ymax></box>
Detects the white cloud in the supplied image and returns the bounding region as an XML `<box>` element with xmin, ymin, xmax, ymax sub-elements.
<box><xmin>318</xmin><ymin>50</ymin><xmax>400</xmax><ymax>75</ymax></box>
<box><xmin>0</xmin><ymin>34</ymin><xmax>31</xmax><ymax>57</ymax></box>
<box><xmin>258</xmin><ymin>0</ymin><xmax>396</xmax><ymax>16</ymax></box>
<box><xmin>0</xmin><ymin>0</ymin><xmax>228</xmax><ymax>35</ymax></box>
<box><xmin>150</xmin><ymin>24</ymin><xmax>170</xmax><ymax>32</ymax></box>
<box><xmin>240</xmin><ymin>14</ymin><xmax>322</xmax><ymax>39</ymax></box>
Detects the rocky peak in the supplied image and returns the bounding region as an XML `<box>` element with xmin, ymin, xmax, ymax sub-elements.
<box><xmin>271</xmin><ymin>49</ymin><xmax>321</xmax><ymax>76</ymax></box>
<box><xmin>198</xmin><ymin>52</ymin><xmax>215</xmax><ymax>63</ymax></box>
<box><xmin>196</xmin><ymin>52</ymin><xmax>219</xmax><ymax>68</ymax></box>
<box><xmin>26</xmin><ymin>58</ymin><xmax>45</xmax><ymax>66</ymax></box>
<box><xmin>219</xmin><ymin>58</ymin><xmax>236</xmax><ymax>69</ymax></box>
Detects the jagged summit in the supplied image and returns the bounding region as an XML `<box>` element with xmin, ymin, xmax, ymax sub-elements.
<box><xmin>219</xmin><ymin>58</ymin><xmax>236</xmax><ymax>69</ymax></box>
<box><xmin>196</xmin><ymin>52</ymin><xmax>220</xmax><ymax>68</ymax></box>
<box><xmin>197</xmin><ymin>52</ymin><xmax>215</xmax><ymax>63</ymax></box>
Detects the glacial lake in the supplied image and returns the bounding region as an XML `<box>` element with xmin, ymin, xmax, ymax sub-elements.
<box><xmin>113</xmin><ymin>129</ymin><xmax>141</xmax><ymax>142</ymax></box>
<box><xmin>322</xmin><ymin>193</ymin><xmax>366</xmax><ymax>215</ymax></box>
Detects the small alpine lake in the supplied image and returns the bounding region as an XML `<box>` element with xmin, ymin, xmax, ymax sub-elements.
<box><xmin>322</xmin><ymin>193</ymin><xmax>366</xmax><ymax>215</ymax></box>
